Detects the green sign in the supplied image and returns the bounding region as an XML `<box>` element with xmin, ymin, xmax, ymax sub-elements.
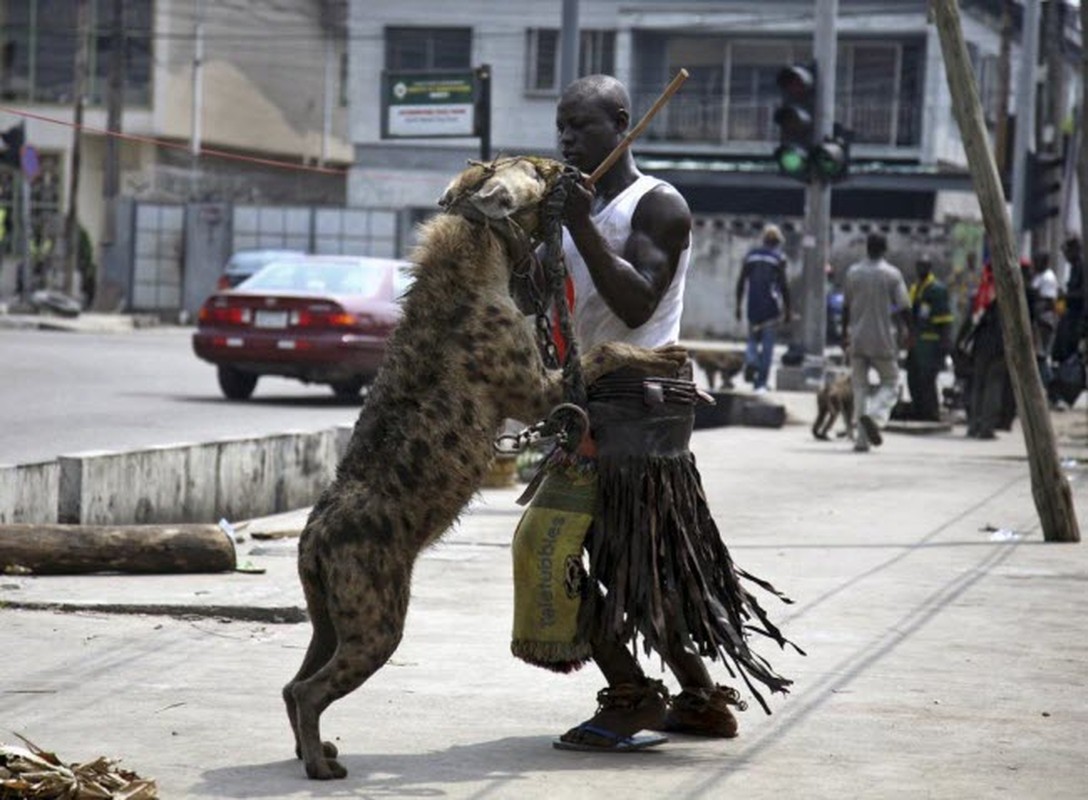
<box><xmin>382</xmin><ymin>71</ymin><xmax>477</xmax><ymax>138</ymax></box>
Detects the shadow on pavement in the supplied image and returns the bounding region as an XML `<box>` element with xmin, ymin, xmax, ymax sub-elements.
<box><xmin>195</xmin><ymin>735</ymin><xmax>714</xmax><ymax>797</ymax></box>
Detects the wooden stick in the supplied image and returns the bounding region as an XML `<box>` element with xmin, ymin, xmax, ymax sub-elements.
<box><xmin>586</xmin><ymin>69</ymin><xmax>689</xmax><ymax>186</ymax></box>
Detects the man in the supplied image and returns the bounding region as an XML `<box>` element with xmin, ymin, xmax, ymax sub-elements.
<box><xmin>1054</xmin><ymin>236</ymin><xmax>1085</xmax><ymax>365</ymax></box>
<box><xmin>905</xmin><ymin>255</ymin><xmax>953</xmax><ymax>421</ymax></box>
<box><xmin>514</xmin><ymin>75</ymin><xmax>794</xmax><ymax>752</ymax></box>
<box><xmin>1029</xmin><ymin>252</ymin><xmax>1060</xmax><ymax>401</ymax></box>
<box><xmin>843</xmin><ymin>232</ymin><xmax>913</xmax><ymax>452</ymax></box>
<box><xmin>736</xmin><ymin>224</ymin><xmax>791</xmax><ymax>393</ymax></box>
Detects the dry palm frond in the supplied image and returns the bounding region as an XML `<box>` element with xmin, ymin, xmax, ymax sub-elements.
<box><xmin>0</xmin><ymin>733</ymin><xmax>156</xmax><ymax>799</ymax></box>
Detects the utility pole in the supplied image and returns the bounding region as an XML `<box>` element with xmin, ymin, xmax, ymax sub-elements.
<box><xmin>992</xmin><ymin>0</ymin><xmax>1012</xmax><ymax>176</ymax></box>
<box><xmin>191</xmin><ymin>0</ymin><xmax>205</xmax><ymax>158</ymax></box>
<box><xmin>932</xmin><ymin>0</ymin><xmax>1079</xmax><ymax>544</ymax></box>
<box><xmin>64</xmin><ymin>0</ymin><xmax>90</xmax><ymax>297</ymax></box>
<box><xmin>1040</xmin><ymin>0</ymin><xmax>1067</xmax><ymax>261</ymax></box>
<box><xmin>1080</xmin><ymin>0</ymin><xmax>1088</xmax><ymax>252</ymax></box>
<box><xmin>1010</xmin><ymin>0</ymin><xmax>1041</xmax><ymax>256</ymax></box>
<box><xmin>321</xmin><ymin>36</ymin><xmax>334</xmax><ymax>167</ymax></box>
<box><xmin>101</xmin><ymin>0</ymin><xmax>124</xmax><ymax>267</ymax></box>
<box><xmin>798</xmin><ymin>0</ymin><xmax>838</xmax><ymax>375</ymax></box>
<box><xmin>559</xmin><ymin>0</ymin><xmax>579</xmax><ymax>94</ymax></box>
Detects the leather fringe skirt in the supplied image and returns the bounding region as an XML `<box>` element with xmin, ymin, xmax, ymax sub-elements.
<box><xmin>577</xmin><ymin>368</ymin><xmax>801</xmax><ymax>713</ymax></box>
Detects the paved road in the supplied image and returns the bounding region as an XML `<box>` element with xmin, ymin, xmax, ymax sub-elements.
<box><xmin>0</xmin><ymin>327</ymin><xmax>364</xmax><ymax>465</ymax></box>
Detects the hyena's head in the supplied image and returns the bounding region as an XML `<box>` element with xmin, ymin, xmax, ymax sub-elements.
<box><xmin>438</xmin><ymin>156</ymin><xmax>570</xmax><ymax>239</ymax></box>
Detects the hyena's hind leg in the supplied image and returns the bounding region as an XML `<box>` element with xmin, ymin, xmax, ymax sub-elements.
<box><xmin>290</xmin><ymin>562</ymin><xmax>411</xmax><ymax>780</ymax></box>
<box><xmin>284</xmin><ymin>559</ymin><xmax>340</xmax><ymax>760</ymax></box>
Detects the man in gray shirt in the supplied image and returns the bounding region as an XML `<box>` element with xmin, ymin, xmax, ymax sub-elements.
<box><xmin>843</xmin><ymin>232</ymin><xmax>913</xmax><ymax>452</ymax></box>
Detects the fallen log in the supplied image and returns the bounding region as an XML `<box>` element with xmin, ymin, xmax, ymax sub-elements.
<box><xmin>0</xmin><ymin>523</ymin><xmax>236</xmax><ymax>575</ymax></box>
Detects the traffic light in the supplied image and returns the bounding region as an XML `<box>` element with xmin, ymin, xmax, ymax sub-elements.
<box><xmin>0</xmin><ymin>122</ymin><xmax>24</xmax><ymax>169</ymax></box>
<box><xmin>1022</xmin><ymin>150</ymin><xmax>1063</xmax><ymax>231</ymax></box>
<box><xmin>811</xmin><ymin>127</ymin><xmax>850</xmax><ymax>184</ymax></box>
<box><xmin>773</xmin><ymin>64</ymin><xmax>816</xmax><ymax>183</ymax></box>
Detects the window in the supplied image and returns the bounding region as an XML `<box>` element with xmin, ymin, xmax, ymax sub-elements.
<box><xmin>525</xmin><ymin>28</ymin><xmax>615</xmax><ymax>94</ymax></box>
<box><xmin>837</xmin><ymin>44</ymin><xmax>899</xmax><ymax>145</ymax></box>
<box><xmin>385</xmin><ymin>27</ymin><xmax>472</xmax><ymax>70</ymax></box>
<box><xmin>0</xmin><ymin>150</ymin><xmax>61</xmax><ymax>255</ymax></box>
<box><xmin>0</xmin><ymin>0</ymin><xmax>152</xmax><ymax>106</ymax></box>
<box><xmin>835</xmin><ymin>41</ymin><xmax>922</xmax><ymax>147</ymax></box>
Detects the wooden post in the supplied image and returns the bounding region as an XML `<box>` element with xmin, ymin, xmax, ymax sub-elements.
<box><xmin>931</xmin><ymin>0</ymin><xmax>1079</xmax><ymax>543</ymax></box>
<box><xmin>0</xmin><ymin>524</ymin><xmax>237</xmax><ymax>575</ymax></box>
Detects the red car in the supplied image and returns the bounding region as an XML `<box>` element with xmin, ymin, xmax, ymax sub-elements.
<box><xmin>193</xmin><ymin>254</ymin><xmax>412</xmax><ymax>400</ymax></box>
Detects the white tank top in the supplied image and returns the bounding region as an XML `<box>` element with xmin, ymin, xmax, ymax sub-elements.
<box><xmin>562</xmin><ymin>174</ymin><xmax>691</xmax><ymax>351</ymax></box>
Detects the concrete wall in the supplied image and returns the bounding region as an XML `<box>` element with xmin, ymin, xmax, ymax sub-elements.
<box><xmin>1</xmin><ymin>427</ymin><xmax>354</xmax><ymax>527</ymax></box>
<box><xmin>0</xmin><ymin>460</ymin><xmax>60</xmax><ymax>525</ymax></box>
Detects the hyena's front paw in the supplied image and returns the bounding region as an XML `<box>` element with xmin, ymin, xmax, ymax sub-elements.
<box><xmin>584</xmin><ymin>342</ymin><xmax>689</xmax><ymax>382</ymax></box>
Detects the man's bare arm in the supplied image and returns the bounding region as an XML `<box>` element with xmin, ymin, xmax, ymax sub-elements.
<box><xmin>564</xmin><ymin>184</ymin><xmax>691</xmax><ymax>329</ymax></box>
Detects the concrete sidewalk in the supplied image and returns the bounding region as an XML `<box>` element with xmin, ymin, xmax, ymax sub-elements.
<box><xmin>3</xmin><ymin>391</ymin><xmax>1087</xmax><ymax>799</ymax></box>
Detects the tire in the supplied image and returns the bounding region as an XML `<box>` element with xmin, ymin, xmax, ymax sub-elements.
<box><xmin>330</xmin><ymin>377</ymin><xmax>366</xmax><ymax>399</ymax></box>
<box><xmin>217</xmin><ymin>365</ymin><xmax>258</xmax><ymax>400</ymax></box>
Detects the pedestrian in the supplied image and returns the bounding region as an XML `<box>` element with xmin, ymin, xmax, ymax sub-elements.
<box><xmin>1053</xmin><ymin>236</ymin><xmax>1085</xmax><ymax>364</ymax></box>
<box><xmin>963</xmin><ymin>261</ymin><xmax>1009</xmax><ymax>439</ymax></box>
<box><xmin>736</xmin><ymin>224</ymin><xmax>791</xmax><ymax>393</ymax></box>
<box><xmin>511</xmin><ymin>74</ymin><xmax>797</xmax><ymax>753</ymax></box>
<box><xmin>842</xmin><ymin>232</ymin><xmax>913</xmax><ymax>451</ymax></box>
<box><xmin>1029</xmin><ymin>252</ymin><xmax>1060</xmax><ymax>402</ymax></box>
<box><xmin>905</xmin><ymin>255</ymin><xmax>953</xmax><ymax>421</ymax></box>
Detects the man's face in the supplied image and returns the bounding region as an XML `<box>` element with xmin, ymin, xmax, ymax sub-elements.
<box><xmin>556</xmin><ymin>93</ymin><xmax>623</xmax><ymax>173</ymax></box>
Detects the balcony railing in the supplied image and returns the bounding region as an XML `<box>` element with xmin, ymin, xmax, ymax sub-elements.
<box><xmin>634</xmin><ymin>91</ymin><xmax>922</xmax><ymax>150</ymax></box>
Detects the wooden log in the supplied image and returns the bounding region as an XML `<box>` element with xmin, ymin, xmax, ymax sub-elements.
<box><xmin>0</xmin><ymin>524</ymin><xmax>237</xmax><ymax>575</ymax></box>
<box><xmin>932</xmin><ymin>0</ymin><xmax>1080</xmax><ymax>543</ymax></box>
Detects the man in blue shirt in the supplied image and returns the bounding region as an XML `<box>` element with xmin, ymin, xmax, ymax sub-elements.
<box><xmin>736</xmin><ymin>224</ymin><xmax>791</xmax><ymax>393</ymax></box>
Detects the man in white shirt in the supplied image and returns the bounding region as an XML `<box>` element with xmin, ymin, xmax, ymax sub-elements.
<box><xmin>843</xmin><ymin>233</ymin><xmax>913</xmax><ymax>452</ymax></box>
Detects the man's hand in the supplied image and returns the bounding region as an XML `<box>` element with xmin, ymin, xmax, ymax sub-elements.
<box><xmin>562</xmin><ymin>180</ymin><xmax>594</xmax><ymax>229</ymax></box>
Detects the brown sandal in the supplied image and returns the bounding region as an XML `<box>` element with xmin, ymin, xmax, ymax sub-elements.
<box><xmin>659</xmin><ymin>684</ymin><xmax>746</xmax><ymax>738</ymax></box>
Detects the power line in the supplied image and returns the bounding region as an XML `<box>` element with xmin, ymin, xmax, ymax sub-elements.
<box><xmin>0</xmin><ymin>104</ymin><xmax>348</xmax><ymax>176</ymax></box>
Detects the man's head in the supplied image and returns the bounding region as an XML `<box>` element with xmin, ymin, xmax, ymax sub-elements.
<box><xmin>556</xmin><ymin>75</ymin><xmax>630</xmax><ymax>174</ymax></box>
<box><xmin>866</xmin><ymin>232</ymin><xmax>888</xmax><ymax>260</ymax></box>
<box><xmin>761</xmin><ymin>224</ymin><xmax>783</xmax><ymax>248</ymax></box>
<box><xmin>916</xmin><ymin>254</ymin><xmax>933</xmax><ymax>281</ymax></box>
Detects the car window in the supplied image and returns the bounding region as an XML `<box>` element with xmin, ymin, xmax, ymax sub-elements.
<box><xmin>226</xmin><ymin>250</ymin><xmax>299</xmax><ymax>272</ymax></box>
<box><xmin>240</xmin><ymin>259</ymin><xmax>390</xmax><ymax>296</ymax></box>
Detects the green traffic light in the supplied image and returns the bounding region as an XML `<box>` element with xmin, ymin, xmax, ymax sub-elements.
<box><xmin>775</xmin><ymin>144</ymin><xmax>809</xmax><ymax>177</ymax></box>
<box><xmin>812</xmin><ymin>139</ymin><xmax>849</xmax><ymax>183</ymax></box>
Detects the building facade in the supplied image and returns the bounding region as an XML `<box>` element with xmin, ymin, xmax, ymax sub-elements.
<box><xmin>0</xmin><ymin>0</ymin><xmax>351</xmax><ymax>304</ymax></box>
<box><xmin>346</xmin><ymin>0</ymin><xmax>1077</xmax><ymax>337</ymax></box>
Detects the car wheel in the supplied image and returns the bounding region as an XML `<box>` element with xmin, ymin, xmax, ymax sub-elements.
<box><xmin>330</xmin><ymin>377</ymin><xmax>366</xmax><ymax>399</ymax></box>
<box><xmin>217</xmin><ymin>366</ymin><xmax>258</xmax><ymax>400</ymax></box>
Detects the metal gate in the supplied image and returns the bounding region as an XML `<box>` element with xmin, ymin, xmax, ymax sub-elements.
<box><xmin>231</xmin><ymin>205</ymin><xmax>400</xmax><ymax>259</ymax></box>
<box><xmin>231</xmin><ymin>206</ymin><xmax>311</xmax><ymax>252</ymax></box>
<box><xmin>130</xmin><ymin>203</ymin><xmax>185</xmax><ymax>311</ymax></box>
